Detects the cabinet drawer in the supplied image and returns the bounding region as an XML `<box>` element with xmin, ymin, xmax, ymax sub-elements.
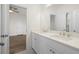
<box><xmin>46</xmin><ymin>39</ymin><xmax>79</xmax><ymax>54</ymax></box>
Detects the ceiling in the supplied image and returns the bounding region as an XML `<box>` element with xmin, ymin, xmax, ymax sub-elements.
<box><xmin>9</xmin><ymin>5</ymin><xmax>26</xmax><ymax>16</ymax></box>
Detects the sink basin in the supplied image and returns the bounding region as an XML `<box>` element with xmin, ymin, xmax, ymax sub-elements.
<box><xmin>44</xmin><ymin>32</ymin><xmax>72</xmax><ymax>41</ymax></box>
<box><xmin>60</xmin><ymin>37</ymin><xmax>72</xmax><ymax>41</ymax></box>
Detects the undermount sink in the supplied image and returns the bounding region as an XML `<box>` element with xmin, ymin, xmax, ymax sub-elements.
<box><xmin>44</xmin><ymin>32</ymin><xmax>72</xmax><ymax>41</ymax></box>
<box><xmin>52</xmin><ymin>35</ymin><xmax>72</xmax><ymax>41</ymax></box>
<box><xmin>60</xmin><ymin>36</ymin><xmax>72</xmax><ymax>41</ymax></box>
<box><xmin>44</xmin><ymin>32</ymin><xmax>59</xmax><ymax>36</ymax></box>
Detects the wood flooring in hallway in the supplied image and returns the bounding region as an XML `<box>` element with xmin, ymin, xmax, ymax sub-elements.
<box><xmin>9</xmin><ymin>34</ymin><xmax>26</xmax><ymax>54</ymax></box>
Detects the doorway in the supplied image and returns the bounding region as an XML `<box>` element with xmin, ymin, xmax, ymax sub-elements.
<box><xmin>9</xmin><ymin>5</ymin><xmax>27</xmax><ymax>54</ymax></box>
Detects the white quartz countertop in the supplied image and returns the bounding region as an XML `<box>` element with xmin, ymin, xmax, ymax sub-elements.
<box><xmin>32</xmin><ymin>31</ymin><xmax>79</xmax><ymax>50</ymax></box>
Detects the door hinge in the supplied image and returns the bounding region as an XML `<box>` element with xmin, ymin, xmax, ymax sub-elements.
<box><xmin>0</xmin><ymin>43</ymin><xmax>4</xmax><ymax>46</ymax></box>
<box><xmin>1</xmin><ymin>35</ymin><xmax>8</xmax><ymax>38</ymax></box>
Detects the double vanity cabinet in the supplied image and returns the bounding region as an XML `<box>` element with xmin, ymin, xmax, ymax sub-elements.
<box><xmin>31</xmin><ymin>32</ymin><xmax>79</xmax><ymax>54</ymax></box>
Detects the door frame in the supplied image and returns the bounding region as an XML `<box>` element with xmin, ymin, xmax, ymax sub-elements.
<box><xmin>1</xmin><ymin>4</ymin><xmax>9</xmax><ymax>54</ymax></box>
<box><xmin>8</xmin><ymin>4</ymin><xmax>28</xmax><ymax>53</ymax></box>
<box><xmin>0</xmin><ymin>4</ymin><xmax>1</xmax><ymax>54</ymax></box>
<box><xmin>1</xmin><ymin>4</ymin><xmax>30</xmax><ymax>54</ymax></box>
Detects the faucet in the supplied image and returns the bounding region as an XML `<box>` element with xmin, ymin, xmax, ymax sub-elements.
<box><xmin>62</xmin><ymin>32</ymin><xmax>65</xmax><ymax>36</ymax></box>
<box><xmin>59</xmin><ymin>32</ymin><xmax>65</xmax><ymax>36</ymax></box>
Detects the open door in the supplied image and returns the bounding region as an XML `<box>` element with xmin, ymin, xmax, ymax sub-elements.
<box><xmin>0</xmin><ymin>4</ymin><xmax>9</xmax><ymax>54</ymax></box>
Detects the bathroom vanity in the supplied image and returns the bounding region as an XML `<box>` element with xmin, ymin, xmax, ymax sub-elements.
<box><xmin>31</xmin><ymin>31</ymin><xmax>79</xmax><ymax>54</ymax></box>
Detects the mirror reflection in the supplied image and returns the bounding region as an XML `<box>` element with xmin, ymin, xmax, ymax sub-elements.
<box><xmin>49</xmin><ymin>4</ymin><xmax>79</xmax><ymax>33</ymax></box>
<box><xmin>50</xmin><ymin>12</ymin><xmax>66</xmax><ymax>31</ymax></box>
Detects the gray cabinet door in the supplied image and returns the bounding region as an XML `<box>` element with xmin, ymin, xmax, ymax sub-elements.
<box><xmin>38</xmin><ymin>36</ymin><xmax>48</xmax><ymax>54</ymax></box>
<box><xmin>47</xmin><ymin>39</ymin><xmax>79</xmax><ymax>54</ymax></box>
<box><xmin>32</xmin><ymin>33</ymin><xmax>40</xmax><ymax>53</ymax></box>
<box><xmin>32</xmin><ymin>33</ymin><xmax>36</xmax><ymax>50</ymax></box>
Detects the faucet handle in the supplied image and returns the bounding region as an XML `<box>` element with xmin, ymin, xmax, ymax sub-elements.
<box><xmin>63</xmin><ymin>32</ymin><xmax>65</xmax><ymax>36</ymax></box>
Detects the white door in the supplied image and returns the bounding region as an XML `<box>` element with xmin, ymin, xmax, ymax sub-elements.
<box><xmin>0</xmin><ymin>4</ymin><xmax>9</xmax><ymax>54</ymax></box>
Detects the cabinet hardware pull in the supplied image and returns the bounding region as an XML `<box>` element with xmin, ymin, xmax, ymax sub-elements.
<box><xmin>49</xmin><ymin>49</ymin><xmax>52</xmax><ymax>51</ymax></box>
<box><xmin>52</xmin><ymin>51</ymin><xmax>55</xmax><ymax>54</ymax></box>
<box><xmin>49</xmin><ymin>49</ymin><xmax>55</xmax><ymax>54</ymax></box>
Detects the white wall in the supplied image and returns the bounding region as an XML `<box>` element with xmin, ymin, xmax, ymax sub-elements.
<box><xmin>9</xmin><ymin>13</ymin><xmax>26</xmax><ymax>36</ymax></box>
<box><xmin>40</xmin><ymin>5</ymin><xmax>51</xmax><ymax>32</ymax></box>
<box><xmin>26</xmin><ymin>5</ymin><xmax>41</xmax><ymax>49</ymax></box>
